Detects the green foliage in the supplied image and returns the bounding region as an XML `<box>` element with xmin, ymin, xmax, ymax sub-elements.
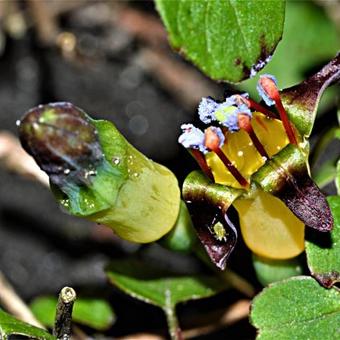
<box><xmin>106</xmin><ymin>259</ymin><xmax>227</xmax><ymax>339</ymax></box>
<box><xmin>306</xmin><ymin>196</ymin><xmax>340</xmax><ymax>287</ymax></box>
<box><xmin>251</xmin><ymin>276</ymin><xmax>340</xmax><ymax>339</ymax></box>
<box><xmin>106</xmin><ymin>259</ymin><xmax>226</xmax><ymax>308</ymax></box>
<box><xmin>336</xmin><ymin>159</ymin><xmax>340</xmax><ymax>195</ymax></box>
<box><xmin>241</xmin><ymin>0</ymin><xmax>339</xmax><ymax>93</ymax></box>
<box><xmin>30</xmin><ymin>297</ymin><xmax>115</xmax><ymax>331</ymax></box>
<box><xmin>252</xmin><ymin>254</ymin><xmax>303</xmax><ymax>287</ymax></box>
<box><xmin>155</xmin><ymin>0</ymin><xmax>285</xmax><ymax>83</ymax></box>
<box><xmin>313</xmin><ymin>159</ymin><xmax>338</xmax><ymax>189</ymax></box>
<box><xmin>0</xmin><ymin>309</ymin><xmax>54</xmax><ymax>340</ymax></box>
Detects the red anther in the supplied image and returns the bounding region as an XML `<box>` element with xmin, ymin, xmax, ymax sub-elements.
<box><xmin>204</xmin><ymin>127</ymin><xmax>221</xmax><ymax>150</ymax></box>
<box><xmin>259</xmin><ymin>77</ymin><xmax>280</xmax><ymax>101</ymax></box>
<box><xmin>260</xmin><ymin>77</ymin><xmax>298</xmax><ymax>145</ymax></box>
<box><xmin>190</xmin><ymin>149</ymin><xmax>214</xmax><ymax>180</ymax></box>
<box><xmin>238</xmin><ymin>114</ymin><xmax>252</xmax><ymax>132</ymax></box>
<box><xmin>238</xmin><ymin>114</ymin><xmax>269</xmax><ymax>159</ymax></box>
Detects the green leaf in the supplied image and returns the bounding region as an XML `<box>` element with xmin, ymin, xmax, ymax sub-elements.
<box><xmin>336</xmin><ymin>159</ymin><xmax>340</xmax><ymax>195</ymax></box>
<box><xmin>0</xmin><ymin>309</ymin><xmax>55</xmax><ymax>340</ymax></box>
<box><xmin>155</xmin><ymin>0</ymin><xmax>285</xmax><ymax>83</ymax></box>
<box><xmin>313</xmin><ymin>159</ymin><xmax>337</xmax><ymax>189</ymax></box>
<box><xmin>106</xmin><ymin>259</ymin><xmax>227</xmax><ymax>339</ymax></box>
<box><xmin>251</xmin><ymin>276</ymin><xmax>340</xmax><ymax>339</ymax></box>
<box><xmin>252</xmin><ymin>254</ymin><xmax>303</xmax><ymax>287</ymax></box>
<box><xmin>306</xmin><ymin>196</ymin><xmax>340</xmax><ymax>288</ymax></box>
<box><xmin>106</xmin><ymin>259</ymin><xmax>226</xmax><ymax>309</ymax></box>
<box><xmin>240</xmin><ymin>0</ymin><xmax>339</xmax><ymax>96</ymax></box>
<box><xmin>30</xmin><ymin>297</ymin><xmax>115</xmax><ymax>331</ymax></box>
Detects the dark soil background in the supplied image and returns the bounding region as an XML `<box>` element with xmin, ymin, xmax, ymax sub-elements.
<box><xmin>0</xmin><ymin>1</ymin><xmax>338</xmax><ymax>339</ymax></box>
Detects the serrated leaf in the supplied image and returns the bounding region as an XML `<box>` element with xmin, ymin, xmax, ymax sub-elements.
<box><xmin>251</xmin><ymin>276</ymin><xmax>340</xmax><ymax>339</ymax></box>
<box><xmin>252</xmin><ymin>254</ymin><xmax>303</xmax><ymax>287</ymax></box>
<box><xmin>306</xmin><ymin>196</ymin><xmax>340</xmax><ymax>288</ymax></box>
<box><xmin>106</xmin><ymin>259</ymin><xmax>226</xmax><ymax>309</ymax></box>
<box><xmin>155</xmin><ymin>0</ymin><xmax>285</xmax><ymax>83</ymax></box>
<box><xmin>30</xmin><ymin>297</ymin><xmax>115</xmax><ymax>331</ymax></box>
<box><xmin>0</xmin><ymin>309</ymin><xmax>55</xmax><ymax>340</ymax></box>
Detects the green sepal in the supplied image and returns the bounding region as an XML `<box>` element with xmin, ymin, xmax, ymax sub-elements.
<box><xmin>160</xmin><ymin>200</ymin><xmax>198</xmax><ymax>253</ymax></box>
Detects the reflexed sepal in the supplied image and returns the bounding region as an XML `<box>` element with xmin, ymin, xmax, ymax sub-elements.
<box><xmin>183</xmin><ymin>170</ymin><xmax>244</xmax><ymax>269</ymax></box>
<box><xmin>253</xmin><ymin>144</ymin><xmax>333</xmax><ymax>232</ymax></box>
<box><xmin>19</xmin><ymin>102</ymin><xmax>180</xmax><ymax>243</ymax></box>
<box><xmin>281</xmin><ymin>53</ymin><xmax>340</xmax><ymax>137</ymax></box>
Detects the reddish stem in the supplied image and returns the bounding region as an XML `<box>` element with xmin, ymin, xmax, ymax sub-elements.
<box><xmin>213</xmin><ymin>147</ymin><xmax>248</xmax><ymax>187</ymax></box>
<box><xmin>190</xmin><ymin>149</ymin><xmax>214</xmax><ymax>180</ymax></box>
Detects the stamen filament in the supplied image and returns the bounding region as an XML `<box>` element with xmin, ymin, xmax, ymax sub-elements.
<box><xmin>190</xmin><ymin>148</ymin><xmax>214</xmax><ymax>180</ymax></box>
<box><xmin>238</xmin><ymin>114</ymin><xmax>269</xmax><ymax>159</ymax></box>
<box><xmin>274</xmin><ymin>98</ymin><xmax>298</xmax><ymax>145</ymax></box>
<box><xmin>246</xmin><ymin>98</ymin><xmax>277</xmax><ymax>119</ymax></box>
<box><xmin>213</xmin><ymin>147</ymin><xmax>249</xmax><ymax>188</ymax></box>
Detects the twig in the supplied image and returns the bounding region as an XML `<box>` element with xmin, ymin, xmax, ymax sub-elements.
<box><xmin>0</xmin><ymin>131</ymin><xmax>49</xmax><ymax>187</ymax></box>
<box><xmin>27</xmin><ymin>0</ymin><xmax>59</xmax><ymax>46</ymax></box>
<box><xmin>117</xmin><ymin>334</ymin><xmax>164</xmax><ymax>340</ymax></box>
<box><xmin>53</xmin><ymin>287</ymin><xmax>77</xmax><ymax>340</ymax></box>
<box><xmin>0</xmin><ymin>271</ymin><xmax>44</xmax><ymax>329</ymax></box>
<box><xmin>182</xmin><ymin>299</ymin><xmax>250</xmax><ymax>338</ymax></box>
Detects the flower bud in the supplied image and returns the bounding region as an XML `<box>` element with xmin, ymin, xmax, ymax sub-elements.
<box><xmin>19</xmin><ymin>102</ymin><xmax>180</xmax><ymax>243</ymax></box>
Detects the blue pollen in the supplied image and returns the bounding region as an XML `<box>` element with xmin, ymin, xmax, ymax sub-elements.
<box><xmin>257</xmin><ymin>74</ymin><xmax>278</xmax><ymax>107</ymax></box>
<box><xmin>178</xmin><ymin>124</ymin><xmax>207</xmax><ymax>153</ymax></box>
<box><xmin>198</xmin><ymin>97</ymin><xmax>219</xmax><ymax>124</ymax></box>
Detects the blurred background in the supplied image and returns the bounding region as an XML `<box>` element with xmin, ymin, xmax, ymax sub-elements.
<box><xmin>0</xmin><ymin>0</ymin><xmax>339</xmax><ymax>339</ymax></box>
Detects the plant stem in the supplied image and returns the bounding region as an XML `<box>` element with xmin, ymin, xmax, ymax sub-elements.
<box><xmin>195</xmin><ymin>245</ymin><xmax>255</xmax><ymax>298</ymax></box>
<box><xmin>53</xmin><ymin>287</ymin><xmax>76</xmax><ymax>340</ymax></box>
